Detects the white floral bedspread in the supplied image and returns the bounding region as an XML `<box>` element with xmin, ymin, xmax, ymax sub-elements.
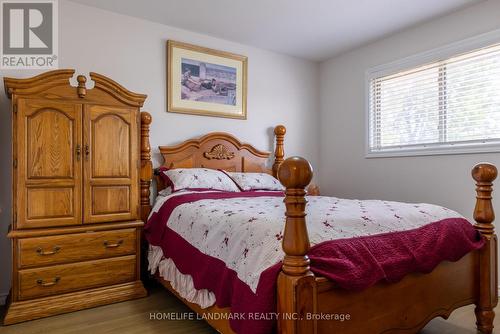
<box><xmin>149</xmin><ymin>191</ymin><xmax>464</xmax><ymax>293</ymax></box>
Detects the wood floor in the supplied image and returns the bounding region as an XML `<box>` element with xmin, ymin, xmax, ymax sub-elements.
<box><xmin>0</xmin><ymin>282</ymin><xmax>498</xmax><ymax>334</ymax></box>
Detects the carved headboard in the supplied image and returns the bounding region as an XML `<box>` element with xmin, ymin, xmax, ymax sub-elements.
<box><xmin>161</xmin><ymin>132</ymin><xmax>269</xmax><ymax>171</ymax></box>
<box><xmin>138</xmin><ymin>116</ymin><xmax>286</xmax><ymax>220</ymax></box>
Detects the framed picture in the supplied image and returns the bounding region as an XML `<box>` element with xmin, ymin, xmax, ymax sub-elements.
<box><xmin>167</xmin><ymin>40</ymin><xmax>248</xmax><ymax>119</ymax></box>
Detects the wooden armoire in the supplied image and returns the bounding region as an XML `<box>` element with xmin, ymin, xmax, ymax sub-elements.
<box><xmin>3</xmin><ymin>69</ymin><xmax>148</xmax><ymax>324</ymax></box>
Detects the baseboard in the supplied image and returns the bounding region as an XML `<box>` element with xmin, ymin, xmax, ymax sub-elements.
<box><xmin>0</xmin><ymin>291</ymin><xmax>8</xmax><ymax>306</ymax></box>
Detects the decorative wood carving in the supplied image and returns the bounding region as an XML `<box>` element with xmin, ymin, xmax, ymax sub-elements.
<box><xmin>203</xmin><ymin>144</ymin><xmax>235</xmax><ymax>160</ymax></box>
<box><xmin>472</xmin><ymin>163</ymin><xmax>498</xmax><ymax>334</ymax></box>
<box><xmin>161</xmin><ymin>132</ymin><xmax>270</xmax><ymax>158</ymax></box>
<box><xmin>157</xmin><ymin>132</ymin><xmax>272</xmax><ymax>191</ymax></box>
<box><xmin>272</xmin><ymin>125</ymin><xmax>286</xmax><ymax>177</ymax></box>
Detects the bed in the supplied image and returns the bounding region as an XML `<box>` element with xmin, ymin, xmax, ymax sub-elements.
<box><xmin>138</xmin><ymin>112</ymin><xmax>498</xmax><ymax>334</ymax></box>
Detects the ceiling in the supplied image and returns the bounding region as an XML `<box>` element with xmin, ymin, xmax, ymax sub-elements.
<box><xmin>69</xmin><ymin>0</ymin><xmax>483</xmax><ymax>61</ymax></box>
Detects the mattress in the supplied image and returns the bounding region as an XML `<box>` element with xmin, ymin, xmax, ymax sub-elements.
<box><xmin>145</xmin><ymin>190</ymin><xmax>484</xmax><ymax>334</ymax></box>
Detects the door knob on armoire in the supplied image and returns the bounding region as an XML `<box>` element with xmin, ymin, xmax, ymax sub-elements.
<box><xmin>76</xmin><ymin>144</ymin><xmax>81</xmax><ymax>161</ymax></box>
<box><xmin>84</xmin><ymin>144</ymin><xmax>90</xmax><ymax>160</ymax></box>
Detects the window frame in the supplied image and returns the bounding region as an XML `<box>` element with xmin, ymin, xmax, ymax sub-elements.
<box><xmin>365</xmin><ymin>29</ymin><xmax>500</xmax><ymax>158</ymax></box>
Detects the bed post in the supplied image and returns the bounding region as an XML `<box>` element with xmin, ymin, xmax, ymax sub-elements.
<box><xmin>272</xmin><ymin>125</ymin><xmax>286</xmax><ymax>177</ymax></box>
<box><xmin>472</xmin><ymin>163</ymin><xmax>498</xmax><ymax>334</ymax></box>
<box><xmin>277</xmin><ymin>157</ymin><xmax>315</xmax><ymax>334</ymax></box>
<box><xmin>140</xmin><ymin>111</ymin><xmax>153</xmax><ymax>222</ymax></box>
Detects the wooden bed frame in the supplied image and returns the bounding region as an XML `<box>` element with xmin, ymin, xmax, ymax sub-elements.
<box><xmin>139</xmin><ymin>112</ymin><xmax>498</xmax><ymax>334</ymax></box>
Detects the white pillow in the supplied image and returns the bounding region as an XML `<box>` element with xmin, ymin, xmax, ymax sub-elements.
<box><xmin>224</xmin><ymin>172</ymin><xmax>284</xmax><ymax>191</ymax></box>
<box><xmin>159</xmin><ymin>168</ymin><xmax>240</xmax><ymax>192</ymax></box>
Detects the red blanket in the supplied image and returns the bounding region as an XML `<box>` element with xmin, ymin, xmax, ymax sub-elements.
<box><xmin>145</xmin><ymin>191</ymin><xmax>484</xmax><ymax>334</ymax></box>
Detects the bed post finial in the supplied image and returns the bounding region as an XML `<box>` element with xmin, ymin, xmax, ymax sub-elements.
<box><xmin>472</xmin><ymin>163</ymin><xmax>498</xmax><ymax>334</ymax></box>
<box><xmin>272</xmin><ymin>125</ymin><xmax>286</xmax><ymax>177</ymax></box>
<box><xmin>140</xmin><ymin>111</ymin><xmax>153</xmax><ymax>222</ymax></box>
<box><xmin>278</xmin><ymin>156</ymin><xmax>313</xmax><ymax>275</ymax></box>
<box><xmin>472</xmin><ymin>163</ymin><xmax>497</xmax><ymax>234</ymax></box>
<box><xmin>277</xmin><ymin>157</ymin><xmax>315</xmax><ymax>333</ymax></box>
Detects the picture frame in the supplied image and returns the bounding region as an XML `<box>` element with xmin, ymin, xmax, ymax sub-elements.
<box><xmin>167</xmin><ymin>40</ymin><xmax>248</xmax><ymax>119</ymax></box>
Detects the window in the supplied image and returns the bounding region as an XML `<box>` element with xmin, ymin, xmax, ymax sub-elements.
<box><xmin>367</xmin><ymin>34</ymin><xmax>500</xmax><ymax>157</ymax></box>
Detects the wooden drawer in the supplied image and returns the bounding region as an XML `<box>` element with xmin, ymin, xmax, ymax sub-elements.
<box><xmin>18</xmin><ymin>228</ymin><xmax>137</xmax><ymax>268</ymax></box>
<box><xmin>18</xmin><ymin>255</ymin><xmax>136</xmax><ymax>300</ymax></box>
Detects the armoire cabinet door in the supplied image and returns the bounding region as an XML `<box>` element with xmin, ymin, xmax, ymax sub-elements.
<box><xmin>83</xmin><ymin>105</ymin><xmax>139</xmax><ymax>223</ymax></box>
<box><xmin>16</xmin><ymin>99</ymin><xmax>82</xmax><ymax>228</ymax></box>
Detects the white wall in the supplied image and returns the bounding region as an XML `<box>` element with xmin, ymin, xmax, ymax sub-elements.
<box><xmin>319</xmin><ymin>0</ymin><xmax>500</xmax><ymax>220</ymax></box>
<box><xmin>0</xmin><ymin>0</ymin><xmax>320</xmax><ymax>302</ymax></box>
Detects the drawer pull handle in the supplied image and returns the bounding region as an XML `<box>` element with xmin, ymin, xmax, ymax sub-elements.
<box><xmin>36</xmin><ymin>246</ymin><xmax>61</xmax><ymax>256</ymax></box>
<box><xmin>103</xmin><ymin>240</ymin><xmax>123</xmax><ymax>248</ymax></box>
<box><xmin>36</xmin><ymin>276</ymin><xmax>60</xmax><ymax>287</ymax></box>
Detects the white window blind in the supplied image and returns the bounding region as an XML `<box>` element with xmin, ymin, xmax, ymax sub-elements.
<box><xmin>368</xmin><ymin>43</ymin><xmax>500</xmax><ymax>156</ymax></box>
